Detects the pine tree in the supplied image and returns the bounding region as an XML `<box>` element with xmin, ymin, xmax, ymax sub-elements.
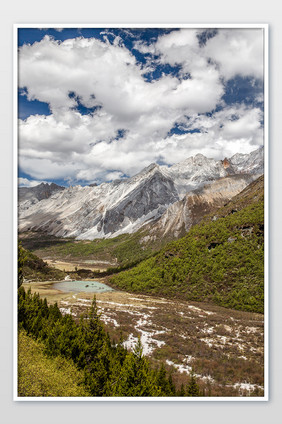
<box><xmin>156</xmin><ymin>363</ymin><xmax>169</xmax><ymax>394</ymax></box>
<box><xmin>112</xmin><ymin>337</ymin><xmax>161</xmax><ymax>397</ymax></box>
<box><xmin>186</xmin><ymin>370</ymin><xmax>200</xmax><ymax>397</ymax></box>
<box><xmin>178</xmin><ymin>383</ymin><xmax>186</xmax><ymax>397</ymax></box>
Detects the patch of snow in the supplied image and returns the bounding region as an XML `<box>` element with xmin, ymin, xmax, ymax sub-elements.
<box><xmin>122</xmin><ymin>315</ymin><xmax>166</xmax><ymax>356</ymax></box>
<box><xmin>237</xmin><ymin>344</ymin><xmax>245</xmax><ymax>351</ymax></box>
<box><xmin>244</xmin><ymin>326</ymin><xmax>258</xmax><ymax>334</ymax></box>
<box><xmin>120</xmin><ymin>310</ymin><xmax>144</xmax><ymax>316</ymax></box>
<box><xmin>123</xmin><ymin>333</ymin><xmax>138</xmax><ymax>351</ymax></box>
<box><xmin>100</xmin><ymin>314</ymin><xmax>120</xmax><ymax>328</ymax></box>
<box><xmin>232</xmin><ymin>382</ymin><xmax>264</xmax><ymax>394</ymax></box>
<box><xmin>96</xmin><ymin>300</ymin><xmax>157</xmax><ymax>310</ymax></box>
<box><xmin>186</xmin><ymin>305</ymin><xmax>215</xmax><ymax>317</ymax></box>
<box><xmin>200</xmin><ymin>338</ymin><xmax>214</xmax><ymax>348</ymax></box>
<box><xmin>166</xmin><ymin>359</ymin><xmax>216</xmax><ymax>384</ymax></box>
<box><xmin>201</xmin><ymin>375</ymin><xmax>215</xmax><ymax>383</ymax></box>
<box><xmin>204</xmin><ymin>310</ymin><xmax>215</xmax><ymax>316</ymax></box>
<box><xmin>77</xmin><ymin>298</ymin><xmax>92</xmax><ymax>303</ymax></box>
<box><xmin>216</xmin><ymin>335</ymin><xmax>228</xmax><ymax>344</ymax></box>
<box><xmin>166</xmin><ymin>359</ymin><xmax>192</xmax><ymax>375</ymax></box>
<box><xmin>128</xmin><ymin>297</ymin><xmax>143</xmax><ymax>302</ymax></box>
<box><xmin>188</xmin><ymin>305</ymin><xmax>202</xmax><ymax>312</ymax></box>
<box><xmin>239</xmin><ymin>356</ymin><xmax>248</xmax><ymax>361</ymax></box>
<box><xmin>177</xmin><ymin>311</ymin><xmax>192</xmax><ymax>319</ymax></box>
<box><xmin>184</xmin><ymin>355</ymin><xmax>194</xmax><ymax>363</ymax></box>
<box><xmin>201</xmin><ymin>326</ymin><xmax>214</xmax><ymax>334</ymax></box>
<box><xmin>59</xmin><ymin>307</ymin><xmax>73</xmax><ymax>315</ymax></box>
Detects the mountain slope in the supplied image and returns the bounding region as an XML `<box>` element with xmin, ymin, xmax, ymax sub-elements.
<box><xmin>19</xmin><ymin>165</ymin><xmax>179</xmax><ymax>239</ymax></box>
<box><xmin>142</xmin><ymin>174</ymin><xmax>258</xmax><ymax>242</ymax></box>
<box><xmin>110</xmin><ymin>176</ymin><xmax>264</xmax><ymax>313</ymax></box>
<box><xmin>18</xmin><ymin>147</ymin><xmax>263</xmax><ymax>240</ymax></box>
<box><xmin>19</xmin><ymin>183</ymin><xmax>65</xmax><ymax>212</ymax></box>
<box><xmin>229</xmin><ymin>147</ymin><xmax>264</xmax><ymax>175</ymax></box>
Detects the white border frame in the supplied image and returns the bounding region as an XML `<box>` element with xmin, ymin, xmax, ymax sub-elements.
<box><xmin>13</xmin><ymin>23</ymin><xmax>269</xmax><ymax>402</ymax></box>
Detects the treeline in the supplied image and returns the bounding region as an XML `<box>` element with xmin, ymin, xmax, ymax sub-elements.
<box><xmin>18</xmin><ymin>287</ymin><xmax>201</xmax><ymax>397</ymax></box>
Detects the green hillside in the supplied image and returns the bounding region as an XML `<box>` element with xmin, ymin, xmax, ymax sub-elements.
<box><xmin>110</xmin><ymin>176</ymin><xmax>264</xmax><ymax>313</ymax></box>
<box><xmin>21</xmin><ymin>246</ymin><xmax>65</xmax><ymax>282</ymax></box>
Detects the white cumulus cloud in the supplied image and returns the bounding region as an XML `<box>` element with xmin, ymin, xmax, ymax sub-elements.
<box><xmin>18</xmin><ymin>28</ymin><xmax>264</xmax><ymax>184</ymax></box>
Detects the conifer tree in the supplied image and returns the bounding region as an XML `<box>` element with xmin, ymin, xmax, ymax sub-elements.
<box><xmin>186</xmin><ymin>370</ymin><xmax>200</xmax><ymax>397</ymax></box>
<box><xmin>178</xmin><ymin>383</ymin><xmax>185</xmax><ymax>397</ymax></box>
<box><xmin>112</xmin><ymin>337</ymin><xmax>161</xmax><ymax>397</ymax></box>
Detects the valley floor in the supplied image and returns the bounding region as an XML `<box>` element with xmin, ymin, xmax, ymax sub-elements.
<box><xmin>23</xmin><ymin>280</ymin><xmax>264</xmax><ymax>397</ymax></box>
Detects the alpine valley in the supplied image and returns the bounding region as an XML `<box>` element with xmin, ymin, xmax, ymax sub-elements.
<box><xmin>18</xmin><ymin>146</ymin><xmax>265</xmax><ymax>398</ymax></box>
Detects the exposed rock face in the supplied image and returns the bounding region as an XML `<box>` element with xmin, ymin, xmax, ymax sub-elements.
<box><xmin>98</xmin><ymin>170</ymin><xmax>178</xmax><ymax>235</ymax></box>
<box><xmin>18</xmin><ymin>183</ymin><xmax>65</xmax><ymax>212</ymax></box>
<box><xmin>19</xmin><ymin>165</ymin><xmax>179</xmax><ymax>239</ymax></box>
<box><xmin>222</xmin><ymin>158</ymin><xmax>230</xmax><ymax>169</ymax></box>
<box><xmin>143</xmin><ymin>174</ymin><xmax>258</xmax><ymax>241</ymax></box>
<box><xmin>164</xmin><ymin>153</ymin><xmax>228</xmax><ymax>198</ymax></box>
<box><xmin>229</xmin><ymin>147</ymin><xmax>264</xmax><ymax>175</ymax></box>
<box><xmin>18</xmin><ymin>147</ymin><xmax>264</xmax><ymax>240</ymax></box>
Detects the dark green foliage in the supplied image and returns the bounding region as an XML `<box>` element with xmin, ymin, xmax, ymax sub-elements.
<box><xmin>155</xmin><ymin>364</ymin><xmax>177</xmax><ymax>396</ymax></box>
<box><xmin>18</xmin><ymin>243</ymin><xmax>26</xmax><ymax>288</ymax></box>
<box><xmin>186</xmin><ymin>370</ymin><xmax>201</xmax><ymax>397</ymax></box>
<box><xmin>110</xmin><ymin>338</ymin><xmax>162</xmax><ymax>396</ymax></box>
<box><xmin>18</xmin><ymin>287</ymin><xmax>196</xmax><ymax>397</ymax></box>
<box><xmin>178</xmin><ymin>384</ymin><xmax>186</xmax><ymax>397</ymax></box>
<box><xmin>110</xmin><ymin>187</ymin><xmax>264</xmax><ymax>313</ymax></box>
<box><xmin>21</xmin><ymin>247</ymin><xmax>65</xmax><ymax>281</ymax></box>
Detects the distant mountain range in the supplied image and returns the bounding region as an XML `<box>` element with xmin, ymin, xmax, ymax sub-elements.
<box><xmin>18</xmin><ymin>147</ymin><xmax>264</xmax><ymax>240</ymax></box>
<box><xmin>19</xmin><ymin>182</ymin><xmax>65</xmax><ymax>211</ymax></box>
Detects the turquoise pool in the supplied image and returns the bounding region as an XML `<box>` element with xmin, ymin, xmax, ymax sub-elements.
<box><xmin>52</xmin><ymin>280</ymin><xmax>114</xmax><ymax>293</ymax></box>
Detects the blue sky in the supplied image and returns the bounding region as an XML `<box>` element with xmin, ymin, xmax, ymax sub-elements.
<box><xmin>18</xmin><ymin>27</ymin><xmax>264</xmax><ymax>187</ymax></box>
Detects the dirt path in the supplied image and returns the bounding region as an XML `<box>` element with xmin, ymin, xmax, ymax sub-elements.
<box><xmin>22</xmin><ymin>281</ymin><xmax>264</xmax><ymax>397</ymax></box>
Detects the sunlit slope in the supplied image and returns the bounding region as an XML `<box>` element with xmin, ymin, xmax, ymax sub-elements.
<box><xmin>110</xmin><ymin>176</ymin><xmax>264</xmax><ymax>313</ymax></box>
<box><xmin>18</xmin><ymin>330</ymin><xmax>90</xmax><ymax>397</ymax></box>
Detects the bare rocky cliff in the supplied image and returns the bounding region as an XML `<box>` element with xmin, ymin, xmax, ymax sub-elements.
<box><xmin>142</xmin><ymin>174</ymin><xmax>258</xmax><ymax>242</ymax></box>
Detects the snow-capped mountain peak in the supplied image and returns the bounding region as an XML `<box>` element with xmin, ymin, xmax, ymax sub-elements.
<box><xmin>18</xmin><ymin>147</ymin><xmax>264</xmax><ymax>240</ymax></box>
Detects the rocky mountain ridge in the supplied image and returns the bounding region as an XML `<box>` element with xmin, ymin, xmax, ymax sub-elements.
<box><xmin>18</xmin><ymin>147</ymin><xmax>264</xmax><ymax>240</ymax></box>
<box><xmin>143</xmin><ymin>174</ymin><xmax>258</xmax><ymax>242</ymax></box>
<box><xmin>19</xmin><ymin>182</ymin><xmax>65</xmax><ymax>211</ymax></box>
